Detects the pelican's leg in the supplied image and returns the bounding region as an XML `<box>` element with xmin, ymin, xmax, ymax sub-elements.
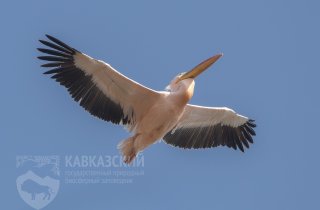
<box><xmin>118</xmin><ymin>134</ymin><xmax>140</xmax><ymax>164</ymax></box>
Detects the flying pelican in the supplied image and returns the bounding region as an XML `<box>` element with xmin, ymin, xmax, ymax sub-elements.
<box><xmin>37</xmin><ymin>35</ymin><xmax>256</xmax><ymax>164</ymax></box>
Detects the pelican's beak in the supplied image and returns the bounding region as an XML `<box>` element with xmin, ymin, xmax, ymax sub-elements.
<box><xmin>177</xmin><ymin>53</ymin><xmax>223</xmax><ymax>83</ymax></box>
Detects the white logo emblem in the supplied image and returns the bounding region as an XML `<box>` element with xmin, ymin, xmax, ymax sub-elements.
<box><xmin>16</xmin><ymin>156</ymin><xmax>60</xmax><ymax>209</ymax></box>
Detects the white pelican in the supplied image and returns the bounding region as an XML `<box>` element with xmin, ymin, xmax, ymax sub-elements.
<box><xmin>38</xmin><ymin>35</ymin><xmax>256</xmax><ymax>163</ymax></box>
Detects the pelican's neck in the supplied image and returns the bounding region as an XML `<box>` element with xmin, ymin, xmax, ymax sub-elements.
<box><xmin>170</xmin><ymin>78</ymin><xmax>195</xmax><ymax>104</ymax></box>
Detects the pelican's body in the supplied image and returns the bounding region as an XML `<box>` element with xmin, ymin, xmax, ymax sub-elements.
<box><xmin>38</xmin><ymin>35</ymin><xmax>256</xmax><ymax>163</ymax></box>
<box><xmin>118</xmin><ymin>78</ymin><xmax>195</xmax><ymax>162</ymax></box>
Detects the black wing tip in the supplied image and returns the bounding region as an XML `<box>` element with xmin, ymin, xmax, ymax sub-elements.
<box><xmin>45</xmin><ymin>34</ymin><xmax>60</xmax><ymax>44</ymax></box>
<box><xmin>41</xmin><ymin>63</ymin><xmax>63</xmax><ymax>68</ymax></box>
<box><xmin>38</xmin><ymin>35</ymin><xmax>77</xmax><ymax>68</ymax></box>
<box><xmin>39</xmin><ymin>34</ymin><xmax>79</xmax><ymax>55</ymax></box>
<box><xmin>39</xmin><ymin>39</ymin><xmax>47</xmax><ymax>45</ymax></box>
<box><xmin>43</xmin><ymin>69</ymin><xmax>60</xmax><ymax>75</ymax></box>
<box><xmin>236</xmin><ymin>142</ymin><xmax>249</xmax><ymax>153</ymax></box>
<box><xmin>45</xmin><ymin>34</ymin><xmax>78</xmax><ymax>53</ymax></box>
<box><xmin>37</xmin><ymin>56</ymin><xmax>50</xmax><ymax>61</ymax></box>
<box><xmin>45</xmin><ymin>34</ymin><xmax>53</xmax><ymax>39</ymax></box>
<box><xmin>45</xmin><ymin>34</ymin><xmax>59</xmax><ymax>41</ymax></box>
<box><xmin>37</xmin><ymin>47</ymin><xmax>49</xmax><ymax>54</ymax></box>
<box><xmin>248</xmin><ymin>119</ymin><xmax>257</xmax><ymax>127</ymax></box>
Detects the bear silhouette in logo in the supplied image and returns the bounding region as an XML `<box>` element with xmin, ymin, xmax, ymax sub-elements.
<box><xmin>21</xmin><ymin>179</ymin><xmax>53</xmax><ymax>200</ymax></box>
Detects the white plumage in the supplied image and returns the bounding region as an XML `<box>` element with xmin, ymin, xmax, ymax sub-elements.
<box><xmin>38</xmin><ymin>35</ymin><xmax>256</xmax><ymax>163</ymax></box>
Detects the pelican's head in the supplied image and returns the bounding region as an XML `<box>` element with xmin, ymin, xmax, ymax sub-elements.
<box><xmin>166</xmin><ymin>53</ymin><xmax>223</xmax><ymax>92</ymax></box>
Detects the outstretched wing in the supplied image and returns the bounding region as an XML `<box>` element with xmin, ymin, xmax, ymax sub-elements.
<box><xmin>163</xmin><ymin>104</ymin><xmax>256</xmax><ymax>152</ymax></box>
<box><xmin>38</xmin><ymin>34</ymin><xmax>160</xmax><ymax>130</ymax></box>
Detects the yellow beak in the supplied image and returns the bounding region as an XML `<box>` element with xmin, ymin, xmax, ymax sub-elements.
<box><xmin>177</xmin><ymin>53</ymin><xmax>223</xmax><ymax>83</ymax></box>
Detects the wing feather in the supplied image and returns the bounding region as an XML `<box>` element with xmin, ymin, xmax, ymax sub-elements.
<box><xmin>163</xmin><ymin>104</ymin><xmax>256</xmax><ymax>151</ymax></box>
<box><xmin>38</xmin><ymin>34</ymin><xmax>160</xmax><ymax>130</ymax></box>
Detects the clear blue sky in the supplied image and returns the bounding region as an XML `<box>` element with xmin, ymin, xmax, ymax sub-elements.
<box><xmin>1</xmin><ymin>0</ymin><xmax>320</xmax><ymax>209</ymax></box>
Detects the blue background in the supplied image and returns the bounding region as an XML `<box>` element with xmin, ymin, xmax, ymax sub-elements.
<box><xmin>1</xmin><ymin>0</ymin><xmax>319</xmax><ymax>209</ymax></box>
